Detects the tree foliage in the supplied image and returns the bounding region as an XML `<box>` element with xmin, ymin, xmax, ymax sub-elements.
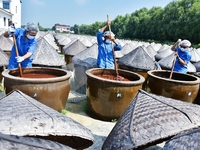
<box><xmin>34</xmin><ymin>0</ymin><xmax>200</xmax><ymax>46</ymax></box>
<box><xmin>70</xmin><ymin>0</ymin><xmax>200</xmax><ymax>45</ymax></box>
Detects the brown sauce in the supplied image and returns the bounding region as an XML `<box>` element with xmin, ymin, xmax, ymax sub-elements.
<box><xmin>96</xmin><ymin>74</ymin><xmax>130</xmax><ymax>81</ymax></box>
<box><xmin>19</xmin><ymin>73</ymin><xmax>57</xmax><ymax>78</ymax></box>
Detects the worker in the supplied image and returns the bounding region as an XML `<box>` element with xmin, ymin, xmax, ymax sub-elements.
<box><xmin>96</xmin><ymin>20</ymin><xmax>122</xmax><ymax>69</ymax></box>
<box><xmin>4</xmin><ymin>21</ymin><xmax>39</xmax><ymax>70</ymax></box>
<box><xmin>171</xmin><ymin>39</ymin><xmax>192</xmax><ymax>74</ymax></box>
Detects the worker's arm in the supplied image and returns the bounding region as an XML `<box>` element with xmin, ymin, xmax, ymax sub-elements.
<box><xmin>171</xmin><ymin>39</ymin><xmax>181</xmax><ymax>51</ymax></box>
<box><xmin>100</xmin><ymin>20</ymin><xmax>110</xmax><ymax>33</ymax></box>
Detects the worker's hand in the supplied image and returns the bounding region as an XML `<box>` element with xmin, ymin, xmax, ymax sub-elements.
<box><xmin>15</xmin><ymin>56</ymin><xmax>24</xmax><ymax>63</ymax></box>
<box><xmin>8</xmin><ymin>26</ymin><xmax>15</xmax><ymax>35</ymax></box>
<box><xmin>174</xmin><ymin>51</ymin><xmax>179</xmax><ymax>57</ymax></box>
<box><xmin>106</xmin><ymin>20</ymin><xmax>111</xmax><ymax>26</ymax></box>
<box><xmin>110</xmin><ymin>37</ymin><xmax>115</xmax><ymax>41</ymax></box>
<box><xmin>177</xmin><ymin>39</ymin><xmax>181</xmax><ymax>45</ymax></box>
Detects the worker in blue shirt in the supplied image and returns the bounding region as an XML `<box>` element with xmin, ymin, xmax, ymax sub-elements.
<box><xmin>96</xmin><ymin>20</ymin><xmax>122</xmax><ymax>69</ymax></box>
<box><xmin>171</xmin><ymin>39</ymin><xmax>192</xmax><ymax>74</ymax></box>
<box><xmin>4</xmin><ymin>22</ymin><xmax>39</xmax><ymax>70</ymax></box>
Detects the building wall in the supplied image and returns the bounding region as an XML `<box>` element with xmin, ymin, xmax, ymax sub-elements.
<box><xmin>0</xmin><ymin>0</ymin><xmax>21</xmax><ymax>28</ymax></box>
<box><xmin>10</xmin><ymin>0</ymin><xmax>21</xmax><ymax>27</ymax></box>
<box><xmin>0</xmin><ymin>8</ymin><xmax>12</xmax><ymax>27</ymax></box>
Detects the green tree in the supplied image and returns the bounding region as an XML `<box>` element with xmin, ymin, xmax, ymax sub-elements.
<box><xmin>37</xmin><ymin>22</ymin><xmax>43</xmax><ymax>31</ymax></box>
<box><xmin>71</xmin><ymin>24</ymin><xmax>79</xmax><ymax>34</ymax></box>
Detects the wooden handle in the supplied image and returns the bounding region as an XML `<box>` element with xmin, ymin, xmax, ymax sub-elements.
<box><xmin>107</xmin><ymin>15</ymin><xmax>119</xmax><ymax>76</ymax></box>
<box><xmin>13</xmin><ymin>33</ymin><xmax>23</xmax><ymax>77</ymax></box>
<box><xmin>169</xmin><ymin>54</ymin><xmax>177</xmax><ymax>79</ymax></box>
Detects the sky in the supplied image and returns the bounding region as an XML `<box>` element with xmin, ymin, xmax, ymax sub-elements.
<box><xmin>21</xmin><ymin>0</ymin><xmax>174</xmax><ymax>28</ymax></box>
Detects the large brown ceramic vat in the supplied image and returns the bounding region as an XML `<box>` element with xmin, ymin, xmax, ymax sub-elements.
<box><xmin>147</xmin><ymin>70</ymin><xmax>200</xmax><ymax>103</ymax></box>
<box><xmin>2</xmin><ymin>67</ymin><xmax>71</xmax><ymax>112</ymax></box>
<box><xmin>118</xmin><ymin>65</ymin><xmax>148</xmax><ymax>91</ymax></box>
<box><xmin>193</xmin><ymin>72</ymin><xmax>200</xmax><ymax>105</ymax></box>
<box><xmin>0</xmin><ymin>66</ymin><xmax>4</xmax><ymax>81</ymax></box>
<box><xmin>64</xmin><ymin>55</ymin><xmax>73</xmax><ymax>65</ymax></box>
<box><xmin>86</xmin><ymin>68</ymin><xmax>145</xmax><ymax>121</ymax></box>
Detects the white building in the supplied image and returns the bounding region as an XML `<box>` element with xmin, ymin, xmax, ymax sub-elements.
<box><xmin>0</xmin><ymin>0</ymin><xmax>22</xmax><ymax>28</ymax></box>
<box><xmin>55</xmin><ymin>24</ymin><xmax>70</xmax><ymax>33</ymax></box>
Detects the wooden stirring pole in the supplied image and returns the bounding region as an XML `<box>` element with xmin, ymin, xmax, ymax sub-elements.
<box><xmin>169</xmin><ymin>53</ymin><xmax>177</xmax><ymax>79</ymax></box>
<box><xmin>107</xmin><ymin>15</ymin><xmax>119</xmax><ymax>77</ymax></box>
<box><xmin>12</xmin><ymin>33</ymin><xmax>23</xmax><ymax>77</ymax></box>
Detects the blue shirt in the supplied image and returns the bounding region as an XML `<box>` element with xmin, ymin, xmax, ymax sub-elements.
<box><xmin>96</xmin><ymin>30</ymin><xmax>122</xmax><ymax>69</ymax></box>
<box><xmin>8</xmin><ymin>28</ymin><xmax>37</xmax><ymax>70</ymax></box>
<box><xmin>173</xmin><ymin>46</ymin><xmax>191</xmax><ymax>74</ymax></box>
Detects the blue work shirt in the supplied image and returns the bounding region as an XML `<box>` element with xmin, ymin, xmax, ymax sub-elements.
<box><xmin>8</xmin><ymin>28</ymin><xmax>37</xmax><ymax>70</ymax></box>
<box><xmin>173</xmin><ymin>46</ymin><xmax>191</xmax><ymax>74</ymax></box>
<box><xmin>97</xmin><ymin>30</ymin><xmax>122</xmax><ymax>69</ymax></box>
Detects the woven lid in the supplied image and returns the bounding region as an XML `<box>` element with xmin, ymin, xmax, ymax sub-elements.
<box><xmin>32</xmin><ymin>37</ymin><xmax>66</xmax><ymax>66</ymax></box>
<box><xmin>0</xmin><ymin>34</ymin><xmax>13</xmax><ymax>51</ymax></box>
<box><xmin>0</xmin><ymin>132</ymin><xmax>74</xmax><ymax>150</ymax></box>
<box><xmin>58</xmin><ymin>36</ymin><xmax>72</xmax><ymax>46</ymax></box>
<box><xmin>190</xmin><ymin>48</ymin><xmax>200</xmax><ymax>63</ymax></box>
<box><xmin>117</xmin><ymin>46</ymin><xmax>157</xmax><ymax>70</ymax></box>
<box><xmin>193</xmin><ymin>61</ymin><xmax>200</xmax><ymax>72</ymax></box>
<box><xmin>0</xmin><ymin>90</ymin><xmax>94</xmax><ymax>149</ymax></box>
<box><xmin>54</xmin><ymin>33</ymin><xmax>66</xmax><ymax>41</ymax></box>
<box><xmin>72</xmin><ymin>43</ymin><xmax>98</xmax><ymax>64</ymax></box>
<box><xmin>0</xmin><ymin>48</ymin><xmax>9</xmax><ymax>66</ymax></box>
<box><xmin>145</xmin><ymin>45</ymin><xmax>157</xmax><ymax>60</ymax></box>
<box><xmin>158</xmin><ymin>52</ymin><xmax>196</xmax><ymax>72</ymax></box>
<box><xmin>163</xmin><ymin>128</ymin><xmax>200</xmax><ymax>150</ymax></box>
<box><xmin>155</xmin><ymin>48</ymin><xmax>173</xmax><ymax>61</ymax></box>
<box><xmin>158</xmin><ymin>53</ymin><xmax>175</xmax><ymax>69</ymax></box>
<box><xmin>157</xmin><ymin>44</ymin><xmax>171</xmax><ymax>53</ymax></box>
<box><xmin>120</xmin><ymin>43</ymin><xmax>135</xmax><ymax>55</ymax></box>
<box><xmin>81</xmin><ymin>37</ymin><xmax>93</xmax><ymax>47</ymax></box>
<box><xmin>36</xmin><ymin>32</ymin><xmax>59</xmax><ymax>50</ymax></box>
<box><xmin>150</xmin><ymin>43</ymin><xmax>162</xmax><ymax>51</ymax></box>
<box><xmin>102</xmin><ymin>90</ymin><xmax>200</xmax><ymax>150</ymax></box>
<box><xmin>62</xmin><ymin>39</ymin><xmax>87</xmax><ymax>55</ymax></box>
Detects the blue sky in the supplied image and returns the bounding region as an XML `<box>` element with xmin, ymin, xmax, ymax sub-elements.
<box><xmin>21</xmin><ymin>0</ymin><xmax>173</xmax><ymax>28</ymax></box>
